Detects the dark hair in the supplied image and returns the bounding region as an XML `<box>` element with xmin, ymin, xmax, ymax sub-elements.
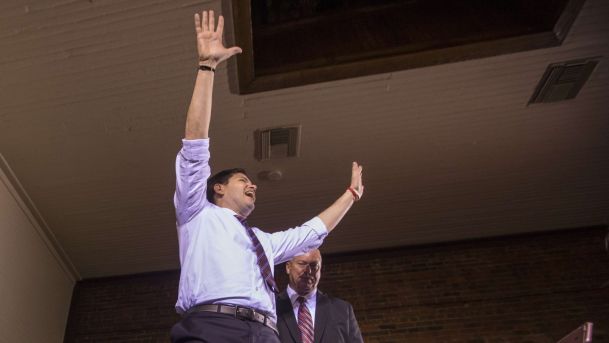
<box><xmin>206</xmin><ymin>168</ymin><xmax>248</xmax><ymax>204</ymax></box>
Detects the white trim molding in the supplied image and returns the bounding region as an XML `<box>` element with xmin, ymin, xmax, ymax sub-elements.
<box><xmin>0</xmin><ymin>153</ymin><xmax>80</xmax><ymax>282</ymax></box>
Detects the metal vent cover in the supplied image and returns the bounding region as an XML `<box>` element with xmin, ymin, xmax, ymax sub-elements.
<box><xmin>254</xmin><ymin>126</ymin><xmax>300</xmax><ymax>160</ymax></box>
<box><xmin>528</xmin><ymin>57</ymin><xmax>599</xmax><ymax>105</ymax></box>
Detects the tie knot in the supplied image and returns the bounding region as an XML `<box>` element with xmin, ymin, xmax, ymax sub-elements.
<box><xmin>297</xmin><ymin>296</ymin><xmax>307</xmax><ymax>305</ymax></box>
<box><xmin>235</xmin><ymin>215</ymin><xmax>249</xmax><ymax>228</ymax></box>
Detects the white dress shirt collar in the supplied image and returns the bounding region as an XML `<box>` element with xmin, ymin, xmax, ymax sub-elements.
<box><xmin>287</xmin><ymin>285</ymin><xmax>317</xmax><ymax>325</ymax></box>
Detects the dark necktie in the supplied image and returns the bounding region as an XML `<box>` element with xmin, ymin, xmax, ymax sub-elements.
<box><xmin>297</xmin><ymin>296</ymin><xmax>314</xmax><ymax>343</ymax></box>
<box><xmin>236</xmin><ymin>215</ymin><xmax>278</xmax><ymax>293</ymax></box>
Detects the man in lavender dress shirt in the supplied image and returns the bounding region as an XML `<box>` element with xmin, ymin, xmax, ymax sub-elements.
<box><xmin>170</xmin><ymin>10</ymin><xmax>364</xmax><ymax>343</ymax></box>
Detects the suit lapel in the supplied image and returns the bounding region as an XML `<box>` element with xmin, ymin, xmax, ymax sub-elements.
<box><xmin>314</xmin><ymin>291</ymin><xmax>329</xmax><ymax>343</ymax></box>
<box><xmin>277</xmin><ymin>291</ymin><xmax>302</xmax><ymax>343</ymax></box>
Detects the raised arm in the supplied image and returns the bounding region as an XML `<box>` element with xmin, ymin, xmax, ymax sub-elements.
<box><xmin>185</xmin><ymin>10</ymin><xmax>242</xmax><ymax>139</ymax></box>
<box><xmin>318</xmin><ymin>162</ymin><xmax>364</xmax><ymax>232</ymax></box>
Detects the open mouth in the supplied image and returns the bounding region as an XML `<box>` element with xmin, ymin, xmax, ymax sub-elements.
<box><xmin>245</xmin><ymin>190</ymin><xmax>256</xmax><ymax>201</ymax></box>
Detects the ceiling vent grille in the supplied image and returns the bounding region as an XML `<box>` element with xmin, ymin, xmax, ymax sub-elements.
<box><xmin>254</xmin><ymin>126</ymin><xmax>300</xmax><ymax>161</ymax></box>
<box><xmin>528</xmin><ymin>58</ymin><xmax>599</xmax><ymax>105</ymax></box>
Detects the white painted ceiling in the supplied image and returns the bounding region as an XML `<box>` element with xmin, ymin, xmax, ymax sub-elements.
<box><xmin>1</xmin><ymin>0</ymin><xmax>608</xmax><ymax>279</ymax></box>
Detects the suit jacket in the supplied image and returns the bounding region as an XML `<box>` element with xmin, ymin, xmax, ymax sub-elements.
<box><xmin>276</xmin><ymin>290</ymin><xmax>364</xmax><ymax>343</ymax></box>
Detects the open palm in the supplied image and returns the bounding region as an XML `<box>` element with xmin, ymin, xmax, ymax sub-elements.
<box><xmin>350</xmin><ymin>162</ymin><xmax>364</xmax><ymax>199</ymax></box>
<box><xmin>194</xmin><ymin>10</ymin><xmax>242</xmax><ymax>66</ymax></box>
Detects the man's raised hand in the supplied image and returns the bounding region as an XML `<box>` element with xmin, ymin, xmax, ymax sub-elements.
<box><xmin>350</xmin><ymin>162</ymin><xmax>364</xmax><ymax>200</ymax></box>
<box><xmin>194</xmin><ymin>10</ymin><xmax>242</xmax><ymax>68</ymax></box>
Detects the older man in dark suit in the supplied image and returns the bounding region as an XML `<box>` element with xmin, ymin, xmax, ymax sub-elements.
<box><xmin>276</xmin><ymin>249</ymin><xmax>364</xmax><ymax>343</ymax></box>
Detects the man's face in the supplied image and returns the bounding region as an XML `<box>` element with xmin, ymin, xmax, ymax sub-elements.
<box><xmin>286</xmin><ymin>250</ymin><xmax>322</xmax><ymax>296</ymax></box>
<box><xmin>215</xmin><ymin>173</ymin><xmax>257</xmax><ymax>216</ymax></box>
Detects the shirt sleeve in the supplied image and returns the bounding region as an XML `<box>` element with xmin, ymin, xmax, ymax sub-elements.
<box><xmin>174</xmin><ymin>139</ymin><xmax>211</xmax><ymax>226</ymax></box>
<box><xmin>267</xmin><ymin>217</ymin><xmax>328</xmax><ymax>264</ymax></box>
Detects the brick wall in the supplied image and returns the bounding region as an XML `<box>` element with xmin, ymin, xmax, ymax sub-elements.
<box><xmin>64</xmin><ymin>227</ymin><xmax>609</xmax><ymax>342</ymax></box>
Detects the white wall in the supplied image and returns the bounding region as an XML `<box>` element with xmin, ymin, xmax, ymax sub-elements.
<box><xmin>0</xmin><ymin>160</ymin><xmax>76</xmax><ymax>343</ymax></box>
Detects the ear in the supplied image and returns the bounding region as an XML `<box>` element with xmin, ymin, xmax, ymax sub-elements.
<box><xmin>214</xmin><ymin>183</ymin><xmax>225</xmax><ymax>195</ymax></box>
<box><xmin>285</xmin><ymin>262</ymin><xmax>291</xmax><ymax>274</ymax></box>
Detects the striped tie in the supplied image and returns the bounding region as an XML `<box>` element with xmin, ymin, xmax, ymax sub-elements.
<box><xmin>298</xmin><ymin>296</ymin><xmax>314</xmax><ymax>343</ymax></box>
<box><xmin>236</xmin><ymin>215</ymin><xmax>278</xmax><ymax>293</ymax></box>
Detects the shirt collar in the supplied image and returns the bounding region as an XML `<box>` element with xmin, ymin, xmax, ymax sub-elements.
<box><xmin>287</xmin><ymin>284</ymin><xmax>317</xmax><ymax>307</ymax></box>
<box><xmin>218</xmin><ymin>206</ymin><xmax>239</xmax><ymax>216</ymax></box>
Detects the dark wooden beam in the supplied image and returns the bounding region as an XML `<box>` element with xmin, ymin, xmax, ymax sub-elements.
<box><xmin>232</xmin><ymin>0</ymin><xmax>586</xmax><ymax>94</ymax></box>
